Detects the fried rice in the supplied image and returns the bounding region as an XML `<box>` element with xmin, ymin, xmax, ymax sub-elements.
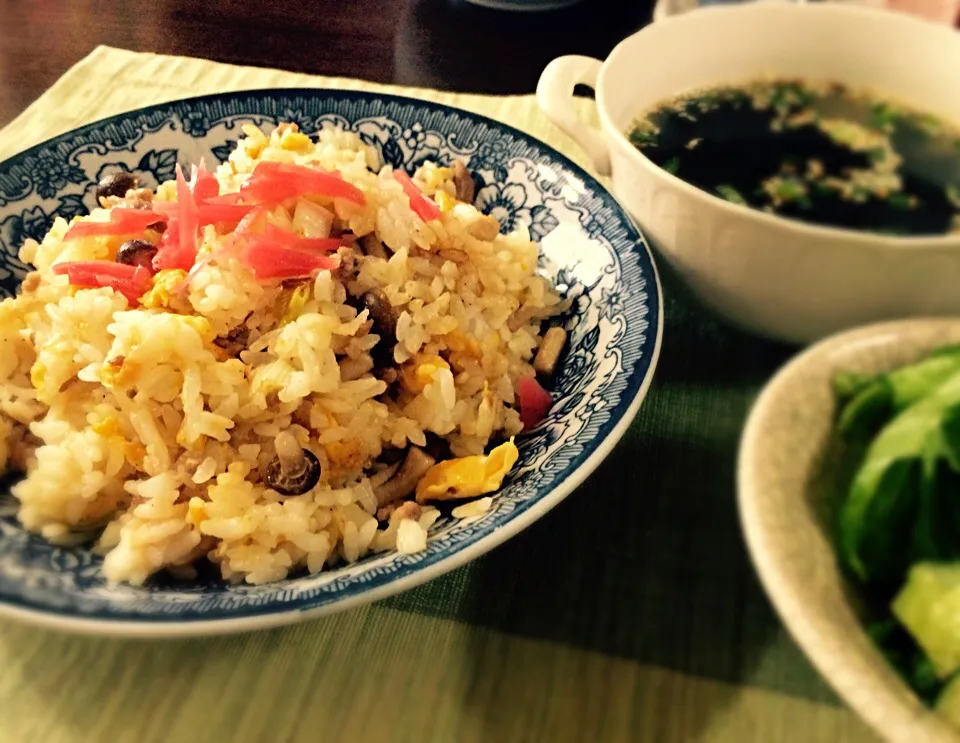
<box><xmin>0</xmin><ymin>123</ymin><xmax>566</xmax><ymax>585</ymax></box>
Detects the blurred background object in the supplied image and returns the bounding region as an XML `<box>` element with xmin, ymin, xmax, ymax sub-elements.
<box><xmin>460</xmin><ymin>0</ymin><xmax>584</xmax><ymax>10</ymax></box>
<box><xmin>0</xmin><ymin>0</ymin><xmax>656</xmax><ymax>128</ymax></box>
<box><xmin>885</xmin><ymin>0</ymin><xmax>960</xmax><ymax>23</ymax></box>
<box><xmin>395</xmin><ymin>0</ymin><xmax>652</xmax><ymax>93</ymax></box>
<box><xmin>653</xmin><ymin>0</ymin><xmax>960</xmax><ymax>24</ymax></box>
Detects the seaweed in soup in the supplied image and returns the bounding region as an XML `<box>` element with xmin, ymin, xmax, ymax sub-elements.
<box><xmin>627</xmin><ymin>79</ymin><xmax>960</xmax><ymax>236</ymax></box>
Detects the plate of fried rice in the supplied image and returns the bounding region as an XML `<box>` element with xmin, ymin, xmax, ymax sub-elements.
<box><xmin>0</xmin><ymin>90</ymin><xmax>661</xmax><ymax>635</ymax></box>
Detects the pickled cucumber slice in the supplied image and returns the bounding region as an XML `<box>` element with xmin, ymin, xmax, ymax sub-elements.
<box><xmin>893</xmin><ymin>563</ymin><xmax>960</xmax><ymax>679</ymax></box>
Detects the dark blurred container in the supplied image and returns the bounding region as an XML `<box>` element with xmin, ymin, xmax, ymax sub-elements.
<box><xmin>394</xmin><ymin>0</ymin><xmax>654</xmax><ymax>94</ymax></box>
<box><xmin>460</xmin><ymin>0</ymin><xmax>584</xmax><ymax>9</ymax></box>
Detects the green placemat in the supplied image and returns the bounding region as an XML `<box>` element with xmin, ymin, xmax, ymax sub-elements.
<box><xmin>0</xmin><ymin>46</ymin><xmax>879</xmax><ymax>743</ymax></box>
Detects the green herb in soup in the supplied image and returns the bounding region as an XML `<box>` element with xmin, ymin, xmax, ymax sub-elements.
<box><xmin>627</xmin><ymin>79</ymin><xmax>960</xmax><ymax>236</ymax></box>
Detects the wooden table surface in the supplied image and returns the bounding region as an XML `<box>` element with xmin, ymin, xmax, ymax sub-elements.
<box><xmin>0</xmin><ymin>0</ymin><xmax>655</xmax><ymax>129</ymax></box>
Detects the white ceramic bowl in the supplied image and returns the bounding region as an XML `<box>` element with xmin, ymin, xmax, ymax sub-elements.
<box><xmin>537</xmin><ymin>2</ymin><xmax>960</xmax><ymax>344</ymax></box>
<box><xmin>739</xmin><ymin>318</ymin><xmax>960</xmax><ymax>743</ymax></box>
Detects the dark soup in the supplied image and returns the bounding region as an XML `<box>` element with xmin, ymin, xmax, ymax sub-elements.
<box><xmin>627</xmin><ymin>78</ymin><xmax>960</xmax><ymax>236</ymax></box>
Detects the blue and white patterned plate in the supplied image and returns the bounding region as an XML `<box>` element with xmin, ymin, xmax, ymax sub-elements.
<box><xmin>0</xmin><ymin>89</ymin><xmax>662</xmax><ymax>636</ymax></box>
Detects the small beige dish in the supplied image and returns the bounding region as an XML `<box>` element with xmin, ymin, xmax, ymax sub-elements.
<box><xmin>738</xmin><ymin>318</ymin><xmax>960</xmax><ymax>743</ymax></box>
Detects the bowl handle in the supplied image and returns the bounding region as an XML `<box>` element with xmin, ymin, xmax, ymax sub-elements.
<box><xmin>536</xmin><ymin>56</ymin><xmax>611</xmax><ymax>176</ymax></box>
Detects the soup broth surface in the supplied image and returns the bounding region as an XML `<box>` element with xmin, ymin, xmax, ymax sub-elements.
<box><xmin>627</xmin><ymin>79</ymin><xmax>960</xmax><ymax>236</ymax></box>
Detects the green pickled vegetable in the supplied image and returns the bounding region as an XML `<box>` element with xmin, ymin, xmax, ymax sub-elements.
<box><xmin>893</xmin><ymin>563</ymin><xmax>960</xmax><ymax>679</ymax></box>
<box><xmin>836</xmin><ymin>345</ymin><xmax>960</xmax><ymax>442</ymax></box>
<box><xmin>840</xmin><ymin>374</ymin><xmax>960</xmax><ymax>582</ymax></box>
<box><xmin>831</xmin><ymin>343</ymin><xmax>960</xmax><ymax>712</ymax></box>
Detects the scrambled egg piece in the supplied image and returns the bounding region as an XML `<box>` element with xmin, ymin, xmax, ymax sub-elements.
<box><xmin>91</xmin><ymin>416</ymin><xmax>122</xmax><ymax>438</ymax></box>
<box><xmin>280</xmin><ymin>129</ymin><xmax>313</xmax><ymax>153</ymax></box>
<box><xmin>99</xmin><ymin>356</ymin><xmax>141</xmax><ymax>389</ymax></box>
<box><xmin>124</xmin><ymin>442</ymin><xmax>146</xmax><ymax>469</ymax></box>
<box><xmin>401</xmin><ymin>354</ymin><xmax>450</xmax><ymax>394</ymax></box>
<box><xmin>435</xmin><ymin>191</ymin><xmax>457</xmax><ymax>213</ymax></box>
<box><xmin>325</xmin><ymin>439</ymin><xmax>364</xmax><ymax>472</ymax></box>
<box><xmin>415</xmin><ymin>439</ymin><xmax>519</xmax><ymax>503</ymax></box>
<box><xmin>141</xmin><ymin>269</ymin><xmax>189</xmax><ymax>312</ymax></box>
<box><xmin>418</xmin><ymin>163</ymin><xmax>453</xmax><ymax>195</ymax></box>
<box><xmin>240</xmin><ymin>124</ymin><xmax>268</xmax><ymax>160</ymax></box>
<box><xmin>180</xmin><ymin>315</ymin><xmax>216</xmax><ymax>344</ymax></box>
<box><xmin>91</xmin><ymin>416</ymin><xmax>145</xmax><ymax>469</ymax></box>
